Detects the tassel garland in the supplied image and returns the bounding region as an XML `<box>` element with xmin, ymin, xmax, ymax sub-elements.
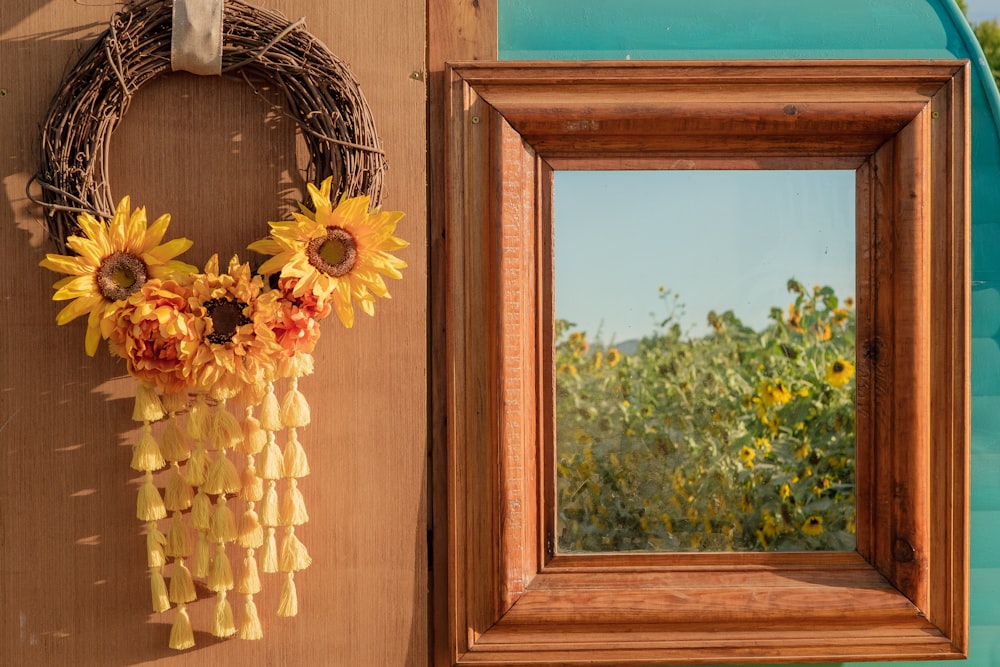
<box><xmin>126</xmin><ymin>361</ymin><xmax>319</xmax><ymax>648</ymax></box>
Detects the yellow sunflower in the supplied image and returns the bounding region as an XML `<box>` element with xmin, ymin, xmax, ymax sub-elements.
<box><xmin>248</xmin><ymin>178</ymin><xmax>407</xmax><ymax>328</ymax></box>
<box><xmin>39</xmin><ymin>196</ymin><xmax>196</xmax><ymax>355</ymax></box>
<box><xmin>188</xmin><ymin>255</ymin><xmax>282</xmax><ymax>398</ymax></box>
<box><xmin>825</xmin><ymin>358</ymin><xmax>856</xmax><ymax>387</ymax></box>
<box><xmin>802</xmin><ymin>515</ymin><xmax>824</xmax><ymax>536</ymax></box>
<box><xmin>758</xmin><ymin>379</ymin><xmax>792</xmax><ymax>407</ymax></box>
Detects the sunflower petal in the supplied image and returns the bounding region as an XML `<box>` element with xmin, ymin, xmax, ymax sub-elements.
<box><xmin>40</xmin><ymin>253</ymin><xmax>90</xmax><ymax>276</ymax></box>
<box><xmin>84</xmin><ymin>309</ymin><xmax>105</xmax><ymax>356</ymax></box>
<box><xmin>143</xmin><ymin>214</ymin><xmax>171</xmax><ymax>249</ymax></box>
<box><xmin>55</xmin><ymin>293</ymin><xmax>103</xmax><ymax>325</ymax></box>
<box><xmin>53</xmin><ymin>275</ymin><xmax>98</xmax><ymax>300</ymax></box>
<box><xmin>145</xmin><ymin>237</ymin><xmax>194</xmax><ymax>265</ymax></box>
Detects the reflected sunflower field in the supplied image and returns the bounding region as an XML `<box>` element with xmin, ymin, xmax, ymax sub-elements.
<box><xmin>556</xmin><ymin>279</ymin><xmax>857</xmax><ymax>553</ymax></box>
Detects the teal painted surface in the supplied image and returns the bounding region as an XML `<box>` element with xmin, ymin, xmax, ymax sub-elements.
<box><xmin>499</xmin><ymin>0</ymin><xmax>1000</xmax><ymax>665</ymax></box>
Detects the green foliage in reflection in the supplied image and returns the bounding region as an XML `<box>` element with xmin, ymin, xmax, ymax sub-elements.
<box><xmin>556</xmin><ymin>279</ymin><xmax>857</xmax><ymax>552</ymax></box>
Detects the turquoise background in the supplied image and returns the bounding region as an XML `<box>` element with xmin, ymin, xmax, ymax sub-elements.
<box><xmin>498</xmin><ymin>0</ymin><xmax>1000</xmax><ymax>664</ymax></box>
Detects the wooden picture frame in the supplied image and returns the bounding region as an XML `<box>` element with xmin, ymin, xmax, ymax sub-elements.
<box><xmin>437</xmin><ymin>60</ymin><xmax>970</xmax><ymax>665</ymax></box>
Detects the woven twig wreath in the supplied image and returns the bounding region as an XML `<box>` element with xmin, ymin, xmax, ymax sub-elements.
<box><xmin>31</xmin><ymin>0</ymin><xmax>386</xmax><ymax>254</ymax></box>
<box><xmin>29</xmin><ymin>0</ymin><xmax>405</xmax><ymax>650</ymax></box>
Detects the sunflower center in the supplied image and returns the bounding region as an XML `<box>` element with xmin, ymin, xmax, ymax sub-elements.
<box><xmin>832</xmin><ymin>361</ymin><xmax>845</xmax><ymax>374</ymax></box>
<box><xmin>97</xmin><ymin>252</ymin><xmax>147</xmax><ymax>301</ymax></box>
<box><xmin>205</xmin><ymin>298</ymin><xmax>250</xmax><ymax>344</ymax></box>
<box><xmin>307</xmin><ymin>227</ymin><xmax>358</xmax><ymax>277</ymax></box>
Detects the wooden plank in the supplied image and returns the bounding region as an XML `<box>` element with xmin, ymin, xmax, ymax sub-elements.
<box><xmin>0</xmin><ymin>0</ymin><xmax>427</xmax><ymax>664</ymax></box>
<box><xmin>428</xmin><ymin>0</ymin><xmax>497</xmax><ymax>665</ymax></box>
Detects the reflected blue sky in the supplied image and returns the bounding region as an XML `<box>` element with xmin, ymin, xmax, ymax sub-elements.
<box><xmin>554</xmin><ymin>170</ymin><xmax>856</xmax><ymax>341</ymax></box>
<box><xmin>968</xmin><ymin>0</ymin><xmax>1000</xmax><ymax>22</ymax></box>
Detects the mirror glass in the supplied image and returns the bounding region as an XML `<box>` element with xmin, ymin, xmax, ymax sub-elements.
<box><xmin>554</xmin><ymin>170</ymin><xmax>857</xmax><ymax>552</ymax></box>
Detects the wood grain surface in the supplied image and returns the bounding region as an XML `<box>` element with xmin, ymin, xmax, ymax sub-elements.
<box><xmin>1</xmin><ymin>1</ymin><xmax>427</xmax><ymax>664</ymax></box>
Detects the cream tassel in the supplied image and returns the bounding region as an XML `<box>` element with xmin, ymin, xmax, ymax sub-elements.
<box><xmin>164</xmin><ymin>462</ymin><xmax>193</xmax><ymax>512</ymax></box>
<box><xmin>169</xmin><ymin>559</ymin><xmax>197</xmax><ymax>604</ymax></box>
<box><xmin>279</xmin><ymin>526</ymin><xmax>312</xmax><ymax>572</ymax></box>
<box><xmin>131</xmin><ymin>423</ymin><xmax>165</xmax><ymax>472</ymax></box>
<box><xmin>209</xmin><ymin>495</ymin><xmax>237</xmax><ymax>544</ymax></box>
<box><xmin>261</xmin><ymin>527</ymin><xmax>278</xmax><ymax>574</ymax></box>
<box><xmin>279</xmin><ymin>376</ymin><xmax>310</xmax><ymax>428</ymax></box>
<box><xmin>212</xmin><ymin>590</ymin><xmax>236</xmax><ymax>638</ymax></box>
<box><xmin>238</xmin><ymin>594</ymin><xmax>264</xmax><ymax>640</ymax></box>
<box><xmin>133</xmin><ymin>382</ymin><xmax>165</xmax><ymax>423</ymax></box>
<box><xmin>160</xmin><ymin>413</ymin><xmax>191</xmax><ymax>462</ymax></box>
<box><xmin>282</xmin><ymin>428</ymin><xmax>310</xmax><ymax>478</ymax></box>
<box><xmin>137</xmin><ymin>470</ymin><xmax>166</xmax><ymax>522</ymax></box>
<box><xmin>277</xmin><ymin>571</ymin><xmax>298</xmax><ymax>617</ymax></box>
<box><xmin>208</xmin><ymin>541</ymin><xmax>234</xmax><ymax>592</ymax></box>
<box><xmin>166</xmin><ymin>511</ymin><xmax>191</xmax><ymax>559</ymax></box>
<box><xmin>169</xmin><ymin>603</ymin><xmax>195</xmax><ymax>650</ymax></box>
<box><xmin>260</xmin><ymin>383</ymin><xmax>281</xmax><ymax>432</ymax></box>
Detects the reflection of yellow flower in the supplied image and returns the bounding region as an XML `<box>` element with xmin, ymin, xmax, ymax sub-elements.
<box><xmin>759</xmin><ymin>380</ymin><xmax>792</xmax><ymax>407</ymax></box>
<box><xmin>811</xmin><ymin>321</ymin><xmax>832</xmax><ymax>341</ymax></box>
<box><xmin>787</xmin><ymin>304</ymin><xmax>803</xmax><ymax>332</ymax></box>
<box><xmin>739</xmin><ymin>445</ymin><xmax>755</xmax><ymax>467</ymax></box>
<box><xmin>592</xmin><ymin>351</ymin><xmax>603</xmax><ymax>370</ymax></box>
<box><xmin>250</xmin><ymin>177</ymin><xmax>407</xmax><ymax>328</ymax></box>
<box><xmin>825</xmin><ymin>358</ymin><xmax>856</xmax><ymax>387</ymax></box>
<box><xmin>567</xmin><ymin>331</ymin><xmax>589</xmax><ymax>357</ymax></box>
<box><xmin>802</xmin><ymin>515</ymin><xmax>824</xmax><ymax>536</ymax></box>
<box><xmin>188</xmin><ymin>255</ymin><xmax>281</xmax><ymax>398</ymax></box>
<box><xmin>39</xmin><ymin>196</ymin><xmax>195</xmax><ymax>356</ymax></box>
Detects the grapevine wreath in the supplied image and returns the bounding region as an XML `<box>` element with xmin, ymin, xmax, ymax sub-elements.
<box><xmin>28</xmin><ymin>0</ymin><xmax>407</xmax><ymax>649</ymax></box>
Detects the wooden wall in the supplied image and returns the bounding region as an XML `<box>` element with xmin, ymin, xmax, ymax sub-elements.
<box><xmin>0</xmin><ymin>0</ymin><xmax>427</xmax><ymax>664</ymax></box>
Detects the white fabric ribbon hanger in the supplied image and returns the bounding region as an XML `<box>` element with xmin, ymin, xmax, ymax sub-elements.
<box><xmin>171</xmin><ymin>0</ymin><xmax>224</xmax><ymax>75</ymax></box>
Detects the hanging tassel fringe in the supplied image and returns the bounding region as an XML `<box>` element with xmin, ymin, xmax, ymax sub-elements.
<box><xmin>195</xmin><ymin>531</ymin><xmax>211</xmax><ymax>579</ymax></box>
<box><xmin>150</xmin><ymin>566</ymin><xmax>170</xmax><ymax>613</ymax></box>
<box><xmin>238</xmin><ymin>594</ymin><xmax>264</xmax><ymax>640</ymax></box>
<box><xmin>261</xmin><ymin>527</ymin><xmax>278</xmax><ymax>573</ymax></box>
<box><xmin>160</xmin><ymin>415</ymin><xmax>191</xmax><ymax>463</ymax></box>
<box><xmin>212</xmin><ymin>591</ymin><xmax>236</xmax><ymax>638</ymax></box>
<box><xmin>279</xmin><ymin>527</ymin><xmax>312</xmax><ymax>572</ymax></box>
<box><xmin>133</xmin><ymin>382</ymin><xmax>165</xmax><ymax>423</ymax></box>
<box><xmin>169</xmin><ymin>604</ymin><xmax>195</xmax><ymax>650</ymax></box>
<box><xmin>208</xmin><ymin>542</ymin><xmax>234</xmax><ymax>592</ymax></box>
<box><xmin>204</xmin><ymin>450</ymin><xmax>241</xmax><ymax>496</ymax></box>
<box><xmin>282</xmin><ymin>429</ymin><xmax>310</xmax><ymax>478</ymax></box>
<box><xmin>210</xmin><ymin>495</ymin><xmax>237</xmax><ymax>543</ymax></box>
<box><xmin>260</xmin><ymin>384</ymin><xmax>281</xmax><ymax>432</ymax></box>
<box><xmin>169</xmin><ymin>559</ymin><xmax>197</xmax><ymax>604</ymax></box>
<box><xmin>277</xmin><ymin>571</ymin><xmax>298</xmax><ymax>617</ymax></box>
<box><xmin>237</xmin><ymin>504</ymin><xmax>263</xmax><ymax>549</ymax></box>
<box><xmin>122</xmin><ymin>362</ymin><xmax>327</xmax><ymax>645</ymax></box>
<box><xmin>164</xmin><ymin>462</ymin><xmax>193</xmax><ymax>512</ymax></box>
<box><xmin>280</xmin><ymin>479</ymin><xmax>309</xmax><ymax>526</ymax></box>
<box><xmin>137</xmin><ymin>470</ymin><xmax>166</xmax><ymax>522</ymax></box>
<box><xmin>131</xmin><ymin>423</ymin><xmax>166</xmax><ymax>472</ymax></box>
<box><xmin>237</xmin><ymin>550</ymin><xmax>262</xmax><ymax>595</ymax></box>
<box><xmin>166</xmin><ymin>511</ymin><xmax>191</xmax><ymax>558</ymax></box>
<box><xmin>279</xmin><ymin>377</ymin><xmax>310</xmax><ymax>428</ymax></box>
<box><xmin>211</xmin><ymin>400</ymin><xmax>244</xmax><ymax>451</ymax></box>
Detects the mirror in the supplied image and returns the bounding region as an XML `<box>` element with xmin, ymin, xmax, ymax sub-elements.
<box><xmin>554</xmin><ymin>170</ymin><xmax>857</xmax><ymax>552</ymax></box>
